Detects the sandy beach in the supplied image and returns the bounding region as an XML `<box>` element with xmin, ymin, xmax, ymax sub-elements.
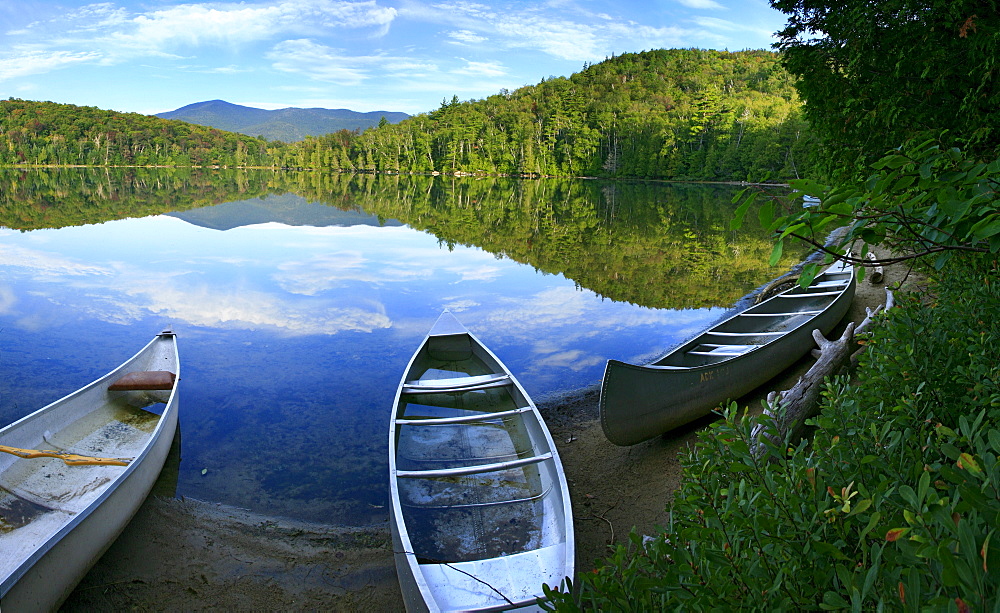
<box><xmin>60</xmin><ymin>255</ymin><xmax>913</xmax><ymax>611</ymax></box>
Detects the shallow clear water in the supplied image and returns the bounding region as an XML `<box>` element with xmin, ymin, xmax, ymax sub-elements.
<box><xmin>0</xmin><ymin>174</ymin><xmax>796</xmax><ymax>525</ymax></box>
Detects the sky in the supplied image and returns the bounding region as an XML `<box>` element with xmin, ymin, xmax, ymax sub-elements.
<box><xmin>0</xmin><ymin>0</ymin><xmax>788</xmax><ymax>116</ymax></box>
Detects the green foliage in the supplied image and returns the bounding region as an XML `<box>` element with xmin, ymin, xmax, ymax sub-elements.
<box><xmin>282</xmin><ymin>49</ymin><xmax>818</xmax><ymax>182</ymax></box>
<box><xmin>0</xmin><ymin>98</ymin><xmax>279</xmax><ymax>167</ymax></box>
<box><xmin>552</xmin><ymin>253</ymin><xmax>1000</xmax><ymax>610</ymax></box>
<box><xmin>735</xmin><ymin>135</ymin><xmax>1000</xmax><ymax>279</ymax></box>
<box><xmin>771</xmin><ymin>0</ymin><xmax>1000</xmax><ymax>175</ymax></box>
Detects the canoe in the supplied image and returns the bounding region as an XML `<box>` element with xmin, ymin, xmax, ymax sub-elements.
<box><xmin>0</xmin><ymin>331</ymin><xmax>180</xmax><ymax>611</ymax></box>
<box><xmin>389</xmin><ymin>311</ymin><xmax>574</xmax><ymax>612</ymax></box>
<box><xmin>600</xmin><ymin>259</ymin><xmax>855</xmax><ymax>446</ymax></box>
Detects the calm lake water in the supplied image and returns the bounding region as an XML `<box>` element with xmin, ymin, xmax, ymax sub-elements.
<box><xmin>0</xmin><ymin>169</ymin><xmax>801</xmax><ymax>525</ymax></box>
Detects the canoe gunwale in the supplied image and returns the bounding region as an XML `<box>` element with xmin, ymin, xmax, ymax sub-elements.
<box><xmin>0</xmin><ymin>331</ymin><xmax>180</xmax><ymax>602</ymax></box>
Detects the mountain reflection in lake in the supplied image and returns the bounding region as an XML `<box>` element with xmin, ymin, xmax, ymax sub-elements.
<box><xmin>0</xmin><ymin>170</ymin><xmax>802</xmax><ymax>525</ymax></box>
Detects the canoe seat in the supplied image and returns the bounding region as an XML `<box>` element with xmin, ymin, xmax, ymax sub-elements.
<box><xmin>396</xmin><ymin>407</ymin><xmax>532</xmax><ymax>425</ymax></box>
<box><xmin>706</xmin><ymin>331</ymin><xmax>785</xmax><ymax>337</ymax></box>
<box><xmin>396</xmin><ymin>452</ymin><xmax>552</xmax><ymax>479</ymax></box>
<box><xmin>688</xmin><ymin>344</ymin><xmax>757</xmax><ymax>357</ymax></box>
<box><xmin>812</xmin><ymin>279</ymin><xmax>850</xmax><ymax>288</ymax></box>
<box><xmin>402</xmin><ymin>373</ymin><xmax>511</xmax><ymax>395</ymax></box>
<box><xmin>778</xmin><ymin>290</ymin><xmax>843</xmax><ymax>298</ymax></box>
<box><xmin>108</xmin><ymin>370</ymin><xmax>176</xmax><ymax>391</ymax></box>
<box><xmin>740</xmin><ymin>310</ymin><xmax>823</xmax><ymax>317</ymax></box>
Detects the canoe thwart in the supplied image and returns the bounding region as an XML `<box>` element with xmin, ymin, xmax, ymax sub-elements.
<box><xmin>777</xmin><ymin>290</ymin><xmax>844</xmax><ymax>298</ymax></box>
<box><xmin>0</xmin><ymin>444</ymin><xmax>131</xmax><ymax>467</ymax></box>
<box><xmin>402</xmin><ymin>373</ymin><xmax>511</xmax><ymax>394</ymax></box>
<box><xmin>396</xmin><ymin>407</ymin><xmax>532</xmax><ymax>425</ymax></box>
<box><xmin>395</xmin><ymin>452</ymin><xmax>553</xmax><ymax>479</ymax></box>
<box><xmin>108</xmin><ymin>370</ymin><xmax>176</xmax><ymax>391</ymax></box>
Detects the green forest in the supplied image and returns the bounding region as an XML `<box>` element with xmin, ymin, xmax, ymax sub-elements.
<box><xmin>281</xmin><ymin>49</ymin><xmax>817</xmax><ymax>181</ymax></box>
<box><xmin>0</xmin><ymin>99</ymin><xmax>277</xmax><ymax>167</ymax></box>
<box><xmin>1</xmin><ymin>49</ymin><xmax>816</xmax><ymax>183</ymax></box>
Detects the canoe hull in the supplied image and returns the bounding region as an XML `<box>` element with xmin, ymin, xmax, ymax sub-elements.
<box><xmin>389</xmin><ymin>312</ymin><xmax>573</xmax><ymax>612</ymax></box>
<box><xmin>0</xmin><ymin>332</ymin><xmax>179</xmax><ymax>611</ymax></box>
<box><xmin>601</xmin><ymin>262</ymin><xmax>856</xmax><ymax>445</ymax></box>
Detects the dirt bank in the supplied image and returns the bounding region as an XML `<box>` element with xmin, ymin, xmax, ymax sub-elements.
<box><xmin>61</xmin><ymin>254</ymin><xmax>917</xmax><ymax>611</ymax></box>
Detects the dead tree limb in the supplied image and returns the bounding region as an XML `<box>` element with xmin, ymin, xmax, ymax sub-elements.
<box><xmin>751</xmin><ymin>287</ymin><xmax>896</xmax><ymax>457</ymax></box>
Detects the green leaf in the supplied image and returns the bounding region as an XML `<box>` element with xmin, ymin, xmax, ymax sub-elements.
<box><xmin>971</xmin><ymin>215</ymin><xmax>1000</xmax><ymax>240</ymax></box>
<box><xmin>821</xmin><ymin>591</ymin><xmax>850</xmax><ymax>608</ymax></box>
<box><xmin>957</xmin><ymin>452</ymin><xmax>982</xmax><ymax>473</ymax></box>
<box><xmin>798</xmin><ymin>263</ymin><xmax>819</xmax><ymax>287</ymax></box>
<box><xmin>769</xmin><ymin>240</ymin><xmax>784</xmax><ymax>266</ymax></box>
<box><xmin>758</xmin><ymin>200</ymin><xmax>775</xmax><ymax>229</ymax></box>
<box><xmin>730</xmin><ymin>192</ymin><xmax>756</xmax><ymax>230</ymax></box>
<box><xmin>850</xmin><ymin>498</ymin><xmax>873</xmax><ymax>516</ymax></box>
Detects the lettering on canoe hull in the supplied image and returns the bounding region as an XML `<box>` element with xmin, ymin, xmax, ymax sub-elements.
<box><xmin>699</xmin><ymin>365</ymin><xmax>732</xmax><ymax>383</ymax></box>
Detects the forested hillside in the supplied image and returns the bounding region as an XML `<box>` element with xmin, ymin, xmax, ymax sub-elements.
<box><xmin>280</xmin><ymin>49</ymin><xmax>818</xmax><ymax>181</ymax></box>
<box><xmin>1</xmin><ymin>49</ymin><xmax>817</xmax><ymax>182</ymax></box>
<box><xmin>0</xmin><ymin>99</ymin><xmax>277</xmax><ymax>167</ymax></box>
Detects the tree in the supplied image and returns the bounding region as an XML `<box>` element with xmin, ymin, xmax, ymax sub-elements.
<box><xmin>771</xmin><ymin>0</ymin><xmax>1000</xmax><ymax>175</ymax></box>
<box><xmin>736</xmin><ymin>2</ymin><xmax>1000</xmax><ymax>278</ymax></box>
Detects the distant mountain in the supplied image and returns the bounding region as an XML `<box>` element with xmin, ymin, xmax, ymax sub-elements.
<box><xmin>156</xmin><ymin>100</ymin><xmax>409</xmax><ymax>142</ymax></box>
<box><xmin>167</xmin><ymin>193</ymin><xmax>403</xmax><ymax>231</ymax></box>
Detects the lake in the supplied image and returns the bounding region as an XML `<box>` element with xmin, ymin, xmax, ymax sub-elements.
<box><xmin>0</xmin><ymin>169</ymin><xmax>802</xmax><ymax>526</ymax></box>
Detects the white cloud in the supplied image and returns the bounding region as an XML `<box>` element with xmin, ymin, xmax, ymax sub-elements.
<box><xmin>447</xmin><ymin>29</ymin><xmax>487</xmax><ymax>44</ymax></box>
<box><xmin>676</xmin><ymin>0</ymin><xmax>727</xmax><ymax>9</ymax></box>
<box><xmin>274</xmin><ymin>251</ymin><xmax>372</xmax><ymax>295</ymax></box>
<box><xmin>452</xmin><ymin>59</ymin><xmax>506</xmax><ymax>77</ymax></box>
<box><xmin>268</xmin><ymin>39</ymin><xmax>371</xmax><ymax>85</ymax></box>
<box><xmin>0</xmin><ymin>284</ymin><xmax>16</xmax><ymax>314</ymax></box>
<box><xmin>127</xmin><ymin>281</ymin><xmax>392</xmax><ymax>335</ymax></box>
<box><xmin>116</xmin><ymin>0</ymin><xmax>396</xmax><ymax>51</ymax></box>
<box><xmin>0</xmin><ymin>244</ymin><xmax>112</xmax><ymax>277</ymax></box>
<box><xmin>0</xmin><ymin>49</ymin><xmax>101</xmax><ymax>80</ymax></box>
<box><xmin>496</xmin><ymin>15</ymin><xmax>599</xmax><ymax>60</ymax></box>
<box><xmin>6</xmin><ymin>0</ymin><xmax>399</xmax><ymax>70</ymax></box>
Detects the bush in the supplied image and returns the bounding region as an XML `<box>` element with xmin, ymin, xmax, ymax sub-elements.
<box><xmin>547</xmin><ymin>254</ymin><xmax>1000</xmax><ymax>611</ymax></box>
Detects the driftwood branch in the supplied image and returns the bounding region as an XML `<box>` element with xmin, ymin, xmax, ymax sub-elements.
<box><xmin>867</xmin><ymin>252</ymin><xmax>884</xmax><ymax>284</ymax></box>
<box><xmin>751</xmin><ymin>288</ymin><xmax>895</xmax><ymax>457</ymax></box>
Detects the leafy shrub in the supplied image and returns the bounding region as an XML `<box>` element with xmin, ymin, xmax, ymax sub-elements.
<box><xmin>546</xmin><ymin>254</ymin><xmax>1000</xmax><ymax>610</ymax></box>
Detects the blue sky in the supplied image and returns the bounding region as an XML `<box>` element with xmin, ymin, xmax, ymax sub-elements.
<box><xmin>1</xmin><ymin>0</ymin><xmax>788</xmax><ymax>116</ymax></box>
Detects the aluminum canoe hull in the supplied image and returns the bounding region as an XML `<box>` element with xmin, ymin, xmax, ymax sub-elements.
<box><xmin>389</xmin><ymin>311</ymin><xmax>574</xmax><ymax>612</ymax></box>
<box><xmin>0</xmin><ymin>332</ymin><xmax>180</xmax><ymax>611</ymax></box>
<box><xmin>600</xmin><ymin>261</ymin><xmax>856</xmax><ymax>446</ymax></box>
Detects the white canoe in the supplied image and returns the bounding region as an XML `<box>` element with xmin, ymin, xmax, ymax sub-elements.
<box><xmin>601</xmin><ymin>258</ymin><xmax>856</xmax><ymax>445</ymax></box>
<box><xmin>389</xmin><ymin>311</ymin><xmax>574</xmax><ymax>612</ymax></box>
<box><xmin>0</xmin><ymin>331</ymin><xmax>179</xmax><ymax>611</ymax></box>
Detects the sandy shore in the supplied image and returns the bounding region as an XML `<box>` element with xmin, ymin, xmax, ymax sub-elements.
<box><xmin>61</xmin><ymin>255</ymin><xmax>914</xmax><ymax>611</ymax></box>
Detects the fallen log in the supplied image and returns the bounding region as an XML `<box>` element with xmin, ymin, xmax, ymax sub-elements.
<box><xmin>751</xmin><ymin>287</ymin><xmax>895</xmax><ymax>458</ymax></box>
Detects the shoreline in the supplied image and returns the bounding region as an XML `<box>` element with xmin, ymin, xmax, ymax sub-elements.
<box><xmin>62</xmin><ymin>253</ymin><xmax>912</xmax><ymax>610</ymax></box>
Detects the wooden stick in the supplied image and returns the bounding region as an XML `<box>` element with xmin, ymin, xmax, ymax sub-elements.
<box><xmin>0</xmin><ymin>444</ymin><xmax>131</xmax><ymax>466</ymax></box>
